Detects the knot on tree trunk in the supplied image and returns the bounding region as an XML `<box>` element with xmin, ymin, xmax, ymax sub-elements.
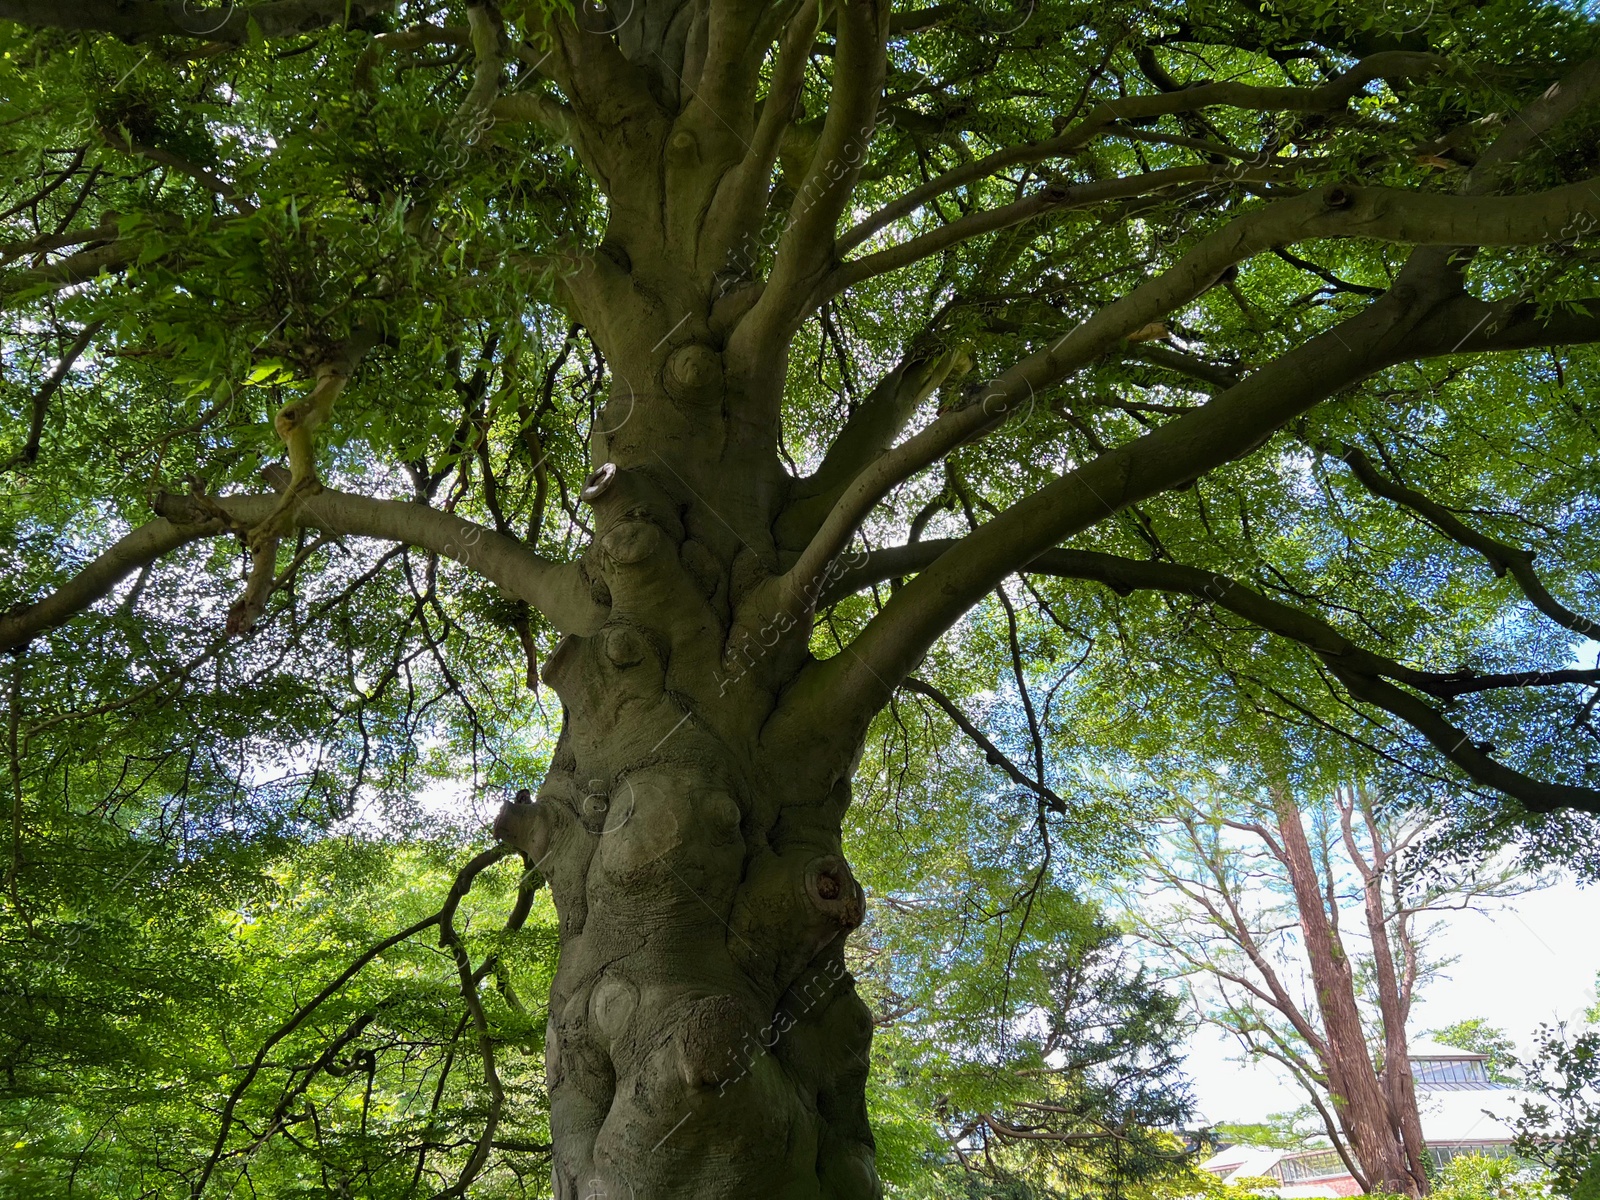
<box><xmin>600</xmin><ymin>518</ymin><xmax>661</xmax><ymax>565</ymax></box>
<box><xmin>662</xmin><ymin>342</ymin><xmax>724</xmax><ymax>407</ymax></box>
<box><xmin>150</xmin><ymin>489</ymin><xmax>242</xmax><ymax>532</ymax></box>
<box><xmin>492</xmin><ymin>795</ymin><xmax>552</xmax><ymax>864</ymax></box>
<box><xmin>804</xmin><ymin>854</ymin><xmax>865</xmax><ymax>931</ymax></box>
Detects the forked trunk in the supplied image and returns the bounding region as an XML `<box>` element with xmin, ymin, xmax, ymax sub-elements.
<box><xmin>482</xmin><ymin>8</ymin><xmax>895</xmax><ymax>1183</ymax></box>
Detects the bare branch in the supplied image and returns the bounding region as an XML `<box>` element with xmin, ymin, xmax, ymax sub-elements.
<box><xmin>1133</xmin><ymin>826</ymin><xmax>1333</xmax><ymax>1059</ymax></box>
<box><xmin>0</xmin><ymin>486</ymin><xmax>605</xmax><ymax>654</ymax></box>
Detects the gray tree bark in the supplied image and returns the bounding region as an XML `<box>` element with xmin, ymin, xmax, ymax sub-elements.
<box><xmin>485</xmin><ymin>110</ymin><xmax>887</xmax><ymax>1184</ymax></box>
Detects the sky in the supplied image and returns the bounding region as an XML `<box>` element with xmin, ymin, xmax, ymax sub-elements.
<box><xmin>1183</xmin><ymin>874</ymin><xmax>1600</xmax><ymax>1124</ymax></box>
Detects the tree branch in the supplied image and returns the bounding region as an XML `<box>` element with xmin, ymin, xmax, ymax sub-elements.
<box><xmin>1462</xmin><ymin>57</ymin><xmax>1600</xmax><ymax>196</ymax></box>
<box><xmin>0</xmin><ymin>220</ymin><xmax>118</xmax><ymax>267</ymax></box>
<box><xmin>0</xmin><ymin>486</ymin><xmax>605</xmax><ymax>654</ymax></box>
<box><xmin>0</xmin><ymin>320</ymin><xmax>101</xmax><ymax>472</ymax></box>
<box><xmin>902</xmin><ymin>677</ymin><xmax>1066</xmax><ymax>812</ymax></box>
<box><xmin>825</xmin><ymin>541</ymin><xmax>1592</xmax><ymax>693</ymax></box>
<box><xmin>353</xmin><ymin>23</ymin><xmax>470</xmax><ymax>89</ymax></box>
<box><xmin>1272</xmin><ymin>246</ymin><xmax>1386</xmax><ymax>296</ymax></box>
<box><xmin>1127</xmin><ymin>342</ymin><xmax>1244</xmax><ymax>391</ymax></box>
<box><xmin>775</xmin><ymin>182</ymin><xmax>1600</xmax><ymax>759</ymax></box>
<box><xmin>0</xmin><ymin>0</ymin><xmax>390</xmax><ymax>42</ymax></box>
<box><xmin>1135</xmin><ymin>833</ymin><xmax>1333</xmax><ymax>1060</ymax></box>
<box><xmin>434</xmin><ymin>845</ymin><xmax>509</xmax><ymax>1198</ymax></box>
<box><xmin>730</xmin><ymin>0</ymin><xmax>889</xmax><ymax>353</ymax></box>
<box><xmin>1332</xmin><ymin>443</ymin><xmax>1600</xmax><ymax>638</ymax></box>
<box><xmin>100</xmin><ymin>130</ymin><xmax>254</xmax><ymax>214</ymax></box>
<box><xmin>541</xmin><ymin>6</ymin><xmax>660</xmax><ymax>197</ymax></box>
<box><xmin>775</xmin><ymin>289</ymin><xmax>1415</xmax><ymax>740</ymax></box>
<box><xmin>192</xmin><ymin>843</ymin><xmax>517</xmax><ymax>1199</ymax></box>
<box><xmin>824</xmin><ymin>166</ymin><xmax>1244</xmax><ymax>302</ymax></box>
<box><xmin>1329</xmin><ymin>666</ymin><xmax>1597</xmax><ymax>813</ymax></box>
<box><xmin>771</xmin><ymin>173</ymin><xmax>1600</xmax><ymax>636</ymax></box>
<box><xmin>774</xmin><ymin>347</ymin><xmax>969</xmax><ymax>553</ymax></box>
<box><xmin>838</xmin><ymin>51</ymin><xmax>1444</xmax><ymax>253</ymax></box>
<box><xmin>837</xmin><ymin>540</ymin><xmax>1600</xmax><ymax>813</ymax></box>
<box><xmin>0</xmin><ymin>240</ymin><xmax>138</xmax><ymax>301</ymax></box>
<box><xmin>705</xmin><ymin>0</ymin><xmax>819</xmax><ymax>262</ymax></box>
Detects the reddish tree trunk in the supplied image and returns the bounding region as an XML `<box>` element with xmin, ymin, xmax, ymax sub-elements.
<box><xmin>1271</xmin><ymin>788</ymin><xmax>1427</xmax><ymax>1196</ymax></box>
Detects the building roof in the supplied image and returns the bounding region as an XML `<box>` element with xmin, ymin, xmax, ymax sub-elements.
<box><xmin>1407</xmin><ymin>1039</ymin><xmax>1490</xmax><ymax>1060</ymax></box>
<box><xmin>1199</xmin><ymin>1145</ymin><xmax>1361</xmax><ymax>1197</ymax></box>
<box><xmin>1202</xmin><ymin>1145</ymin><xmax>1294</xmax><ymax>1179</ymax></box>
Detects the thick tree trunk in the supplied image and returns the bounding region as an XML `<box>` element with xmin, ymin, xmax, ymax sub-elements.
<box><xmin>490</xmin><ymin>351</ymin><xmax>881</xmax><ymax>1194</ymax></box>
<box><xmin>476</xmin><ymin>12</ymin><xmax>896</xmax><ymax>1178</ymax></box>
<box><xmin>495</xmin><ymin>701</ymin><xmax>877</xmax><ymax>1197</ymax></box>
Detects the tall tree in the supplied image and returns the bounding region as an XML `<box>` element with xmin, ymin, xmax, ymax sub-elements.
<box><xmin>5</xmin><ymin>0</ymin><xmax>1600</xmax><ymax>1195</ymax></box>
<box><xmin>1121</xmin><ymin>778</ymin><xmax>1534</xmax><ymax>1195</ymax></box>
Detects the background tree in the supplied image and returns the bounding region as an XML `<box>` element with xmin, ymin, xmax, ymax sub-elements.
<box><xmin>5</xmin><ymin>0</ymin><xmax>1600</xmax><ymax>1195</ymax></box>
<box><xmin>1430</xmin><ymin>1019</ymin><xmax>1523</xmax><ymax>1085</ymax></box>
<box><xmin>849</xmin><ymin>726</ymin><xmax>1193</xmax><ymax>1196</ymax></box>
<box><xmin>1118</xmin><ymin>771</ymin><xmax>1538</xmax><ymax>1195</ymax></box>
<box><xmin>1511</xmin><ymin>1024</ymin><xmax>1600</xmax><ymax>1200</ymax></box>
<box><xmin>1430</xmin><ymin>1154</ymin><xmax>1551</xmax><ymax>1200</ymax></box>
<box><xmin>0</xmin><ymin>835</ymin><xmax>564</xmax><ymax>1196</ymax></box>
<box><xmin>1210</xmin><ymin>1108</ymin><xmax>1331</xmax><ymax>1152</ymax></box>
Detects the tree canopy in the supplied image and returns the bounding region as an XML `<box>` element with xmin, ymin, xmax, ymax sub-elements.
<box><xmin>4</xmin><ymin>0</ymin><xmax>1600</xmax><ymax>1194</ymax></box>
